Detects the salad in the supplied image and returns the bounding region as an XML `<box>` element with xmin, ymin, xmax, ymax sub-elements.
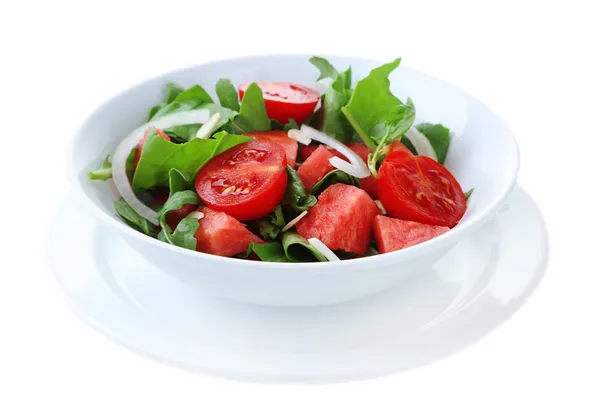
<box><xmin>89</xmin><ymin>56</ymin><xmax>471</xmax><ymax>262</ymax></box>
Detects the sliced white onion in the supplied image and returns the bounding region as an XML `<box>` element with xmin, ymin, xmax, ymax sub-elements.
<box><xmin>195</xmin><ymin>112</ymin><xmax>221</xmax><ymax>139</ymax></box>
<box><xmin>111</xmin><ymin>109</ymin><xmax>212</xmax><ymax>225</ymax></box>
<box><xmin>186</xmin><ymin>211</ymin><xmax>205</xmax><ymax>220</ymax></box>
<box><xmin>288</xmin><ymin>129</ymin><xmax>312</xmax><ymax>145</ymax></box>
<box><xmin>299</xmin><ymin>125</ymin><xmax>371</xmax><ymax>179</ymax></box>
<box><xmin>281</xmin><ymin>211</ymin><xmax>308</xmax><ymax>232</ymax></box>
<box><xmin>374</xmin><ymin>200</ymin><xmax>387</xmax><ymax>215</ymax></box>
<box><xmin>106</xmin><ymin>178</ymin><xmax>120</xmax><ymax>199</ymax></box>
<box><xmin>404</xmin><ymin>127</ymin><xmax>438</xmax><ymax>161</ymax></box>
<box><xmin>315</xmin><ymin>77</ymin><xmax>334</xmax><ymax>95</ymax></box>
<box><xmin>308</xmin><ymin>237</ymin><xmax>340</xmax><ymax>262</ymax></box>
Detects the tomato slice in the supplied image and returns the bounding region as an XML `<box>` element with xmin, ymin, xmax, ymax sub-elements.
<box><xmin>239</xmin><ymin>82</ymin><xmax>320</xmax><ymax>125</ymax></box>
<box><xmin>193</xmin><ymin>206</ymin><xmax>263</xmax><ymax>256</ymax></box>
<box><xmin>377</xmin><ymin>152</ymin><xmax>466</xmax><ymax>227</ymax></box>
<box><xmin>373</xmin><ymin>215</ymin><xmax>449</xmax><ymax>253</ymax></box>
<box><xmin>296</xmin><ymin>184</ymin><xmax>380</xmax><ymax>255</ymax></box>
<box><xmin>134</xmin><ymin>127</ymin><xmax>170</xmax><ymax>170</ymax></box>
<box><xmin>241</xmin><ymin>130</ymin><xmax>298</xmax><ymax>168</ymax></box>
<box><xmin>195</xmin><ymin>140</ymin><xmax>288</xmax><ymax>220</ymax></box>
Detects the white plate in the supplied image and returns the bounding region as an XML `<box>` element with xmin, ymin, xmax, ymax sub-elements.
<box><xmin>47</xmin><ymin>186</ymin><xmax>547</xmax><ymax>383</ymax></box>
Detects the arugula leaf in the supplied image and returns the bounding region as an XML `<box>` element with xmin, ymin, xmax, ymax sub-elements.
<box><xmin>282</xmin><ymin>232</ymin><xmax>327</xmax><ymax>262</ymax></box>
<box><xmin>310</xmin><ymin>169</ymin><xmax>361</xmax><ymax>196</ymax></box>
<box><xmin>400</xmin><ymin>136</ymin><xmax>418</xmax><ymax>155</ymax></box>
<box><xmin>414</xmin><ymin>122</ymin><xmax>451</xmax><ymax>164</ymax></box>
<box><xmin>243</xmin><ymin>242</ymin><xmax>289</xmax><ymax>262</ymax></box>
<box><xmin>88</xmin><ymin>155</ymin><xmax>112</xmax><ymax>180</ymax></box>
<box><xmin>282</xmin><ymin>166</ymin><xmax>317</xmax><ymax>211</ymax></box>
<box><xmin>309</xmin><ymin>56</ymin><xmax>339</xmax><ymax>81</ymax></box>
<box><xmin>314</xmin><ymin>67</ymin><xmax>354</xmax><ymax>143</ymax></box>
<box><xmin>215</xmin><ymin>78</ymin><xmax>240</xmax><ymax>111</ymax></box>
<box><xmin>464</xmin><ymin>188</ymin><xmax>474</xmax><ymax>201</ymax></box>
<box><xmin>149</xmin><ymin>85</ymin><xmax>213</xmax><ymax>121</ymax></box>
<box><xmin>283</xmin><ymin>119</ymin><xmax>299</xmax><ymax>131</ymax></box>
<box><xmin>157</xmin><ymin>190</ymin><xmax>200</xmax><ymax>244</ymax></box>
<box><xmin>342</xmin><ymin>58</ymin><xmax>415</xmax><ymax>150</ymax></box>
<box><xmin>234</xmin><ymin>83</ymin><xmax>271</xmax><ymax>132</ymax></box>
<box><xmin>167</xmin><ymin>168</ymin><xmax>192</xmax><ymax>196</ymax></box>
<box><xmin>132</xmin><ymin>130</ymin><xmax>251</xmax><ymax>190</ymax></box>
<box><xmin>163</xmin><ymin>104</ymin><xmax>236</xmax><ymax>142</ymax></box>
<box><xmin>165</xmin><ymin>82</ymin><xmax>185</xmax><ymax>103</ymax></box>
<box><xmin>170</xmin><ymin>218</ymin><xmax>199</xmax><ymax>250</ymax></box>
<box><xmin>114</xmin><ymin>198</ymin><xmax>158</xmax><ymax>237</ymax></box>
<box><xmin>257</xmin><ymin>205</ymin><xmax>286</xmax><ymax>240</ymax></box>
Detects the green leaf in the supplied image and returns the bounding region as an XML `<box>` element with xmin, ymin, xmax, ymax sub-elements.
<box><xmin>283</xmin><ymin>118</ymin><xmax>299</xmax><ymax>131</ymax></box>
<box><xmin>158</xmin><ymin>190</ymin><xmax>200</xmax><ymax>230</ymax></box>
<box><xmin>170</xmin><ymin>218</ymin><xmax>199</xmax><ymax>250</ymax></box>
<box><xmin>314</xmin><ymin>67</ymin><xmax>354</xmax><ymax>143</ymax></box>
<box><xmin>163</xmin><ymin>104</ymin><xmax>237</xmax><ymax>142</ymax></box>
<box><xmin>257</xmin><ymin>205</ymin><xmax>286</xmax><ymax>240</ymax></box>
<box><xmin>167</xmin><ymin>168</ymin><xmax>192</xmax><ymax>196</ymax></box>
<box><xmin>244</xmin><ymin>242</ymin><xmax>290</xmax><ymax>262</ymax></box>
<box><xmin>464</xmin><ymin>188</ymin><xmax>474</xmax><ymax>201</ymax></box>
<box><xmin>215</xmin><ymin>78</ymin><xmax>240</xmax><ymax>111</ymax></box>
<box><xmin>88</xmin><ymin>155</ymin><xmax>112</xmax><ymax>181</ymax></box>
<box><xmin>114</xmin><ymin>198</ymin><xmax>158</xmax><ymax>237</ymax></box>
<box><xmin>132</xmin><ymin>130</ymin><xmax>251</xmax><ymax>190</ymax></box>
<box><xmin>235</xmin><ymin>83</ymin><xmax>271</xmax><ymax>132</ymax></box>
<box><xmin>149</xmin><ymin>85</ymin><xmax>214</xmax><ymax>121</ymax></box>
<box><xmin>414</xmin><ymin>122</ymin><xmax>451</xmax><ymax>164</ymax></box>
<box><xmin>282</xmin><ymin>166</ymin><xmax>317</xmax><ymax>211</ymax></box>
<box><xmin>165</xmin><ymin>82</ymin><xmax>185</xmax><ymax>103</ymax></box>
<box><xmin>282</xmin><ymin>232</ymin><xmax>327</xmax><ymax>262</ymax></box>
<box><xmin>309</xmin><ymin>56</ymin><xmax>339</xmax><ymax>81</ymax></box>
<box><xmin>310</xmin><ymin>169</ymin><xmax>361</xmax><ymax>196</ymax></box>
<box><xmin>342</xmin><ymin>58</ymin><xmax>415</xmax><ymax>150</ymax></box>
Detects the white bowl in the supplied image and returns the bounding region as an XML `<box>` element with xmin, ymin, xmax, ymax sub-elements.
<box><xmin>68</xmin><ymin>54</ymin><xmax>519</xmax><ymax>306</ymax></box>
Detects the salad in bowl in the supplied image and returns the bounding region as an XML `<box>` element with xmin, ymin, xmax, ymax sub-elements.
<box><xmin>88</xmin><ymin>56</ymin><xmax>472</xmax><ymax>263</ymax></box>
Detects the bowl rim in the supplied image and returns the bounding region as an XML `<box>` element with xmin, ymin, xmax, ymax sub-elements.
<box><xmin>67</xmin><ymin>53</ymin><xmax>520</xmax><ymax>271</ymax></box>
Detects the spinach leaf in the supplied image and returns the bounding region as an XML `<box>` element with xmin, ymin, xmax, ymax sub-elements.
<box><xmin>157</xmin><ymin>190</ymin><xmax>200</xmax><ymax>243</ymax></box>
<box><xmin>170</xmin><ymin>218</ymin><xmax>199</xmax><ymax>250</ymax></box>
<box><xmin>168</xmin><ymin>168</ymin><xmax>192</xmax><ymax>196</ymax></box>
<box><xmin>342</xmin><ymin>58</ymin><xmax>415</xmax><ymax>150</ymax></box>
<box><xmin>234</xmin><ymin>83</ymin><xmax>271</xmax><ymax>132</ymax></box>
<box><xmin>244</xmin><ymin>242</ymin><xmax>290</xmax><ymax>262</ymax></box>
<box><xmin>310</xmin><ymin>169</ymin><xmax>361</xmax><ymax>196</ymax></box>
<box><xmin>282</xmin><ymin>166</ymin><xmax>317</xmax><ymax>211</ymax></box>
<box><xmin>114</xmin><ymin>198</ymin><xmax>158</xmax><ymax>237</ymax></box>
<box><xmin>282</xmin><ymin>232</ymin><xmax>327</xmax><ymax>262</ymax></box>
<box><xmin>132</xmin><ymin>130</ymin><xmax>251</xmax><ymax>190</ymax></box>
<box><xmin>165</xmin><ymin>82</ymin><xmax>185</xmax><ymax>103</ymax></box>
<box><xmin>163</xmin><ymin>104</ymin><xmax>236</xmax><ymax>142</ymax></box>
<box><xmin>314</xmin><ymin>67</ymin><xmax>354</xmax><ymax>143</ymax></box>
<box><xmin>149</xmin><ymin>85</ymin><xmax>213</xmax><ymax>121</ymax></box>
<box><xmin>88</xmin><ymin>155</ymin><xmax>112</xmax><ymax>181</ymax></box>
<box><xmin>309</xmin><ymin>56</ymin><xmax>339</xmax><ymax>81</ymax></box>
<box><xmin>414</xmin><ymin>122</ymin><xmax>451</xmax><ymax>164</ymax></box>
<box><xmin>215</xmin><ymin>78</ymin><xmax>240</xmax><ymax>111</ymax></box>
<box><xmin>283</xmin><ymin>119</ymin><xmax>299</xmax><ymax>131</ymax></box>
<box><xmin>464</xmin><ymin>188</ymin><xmax>474</xmax><ymax>201</ymax></box>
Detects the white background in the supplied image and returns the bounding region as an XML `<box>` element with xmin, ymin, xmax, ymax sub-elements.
<box><xmin>1</xmin><ymin>0</ymin><xmax>599</xmax><ymax>398</ymax></box>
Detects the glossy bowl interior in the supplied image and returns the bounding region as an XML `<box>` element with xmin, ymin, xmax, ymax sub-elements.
<box><xmin>68</xmin><ymin>54</ymin><xmax>519</xmax><ymax>306</ymax></box>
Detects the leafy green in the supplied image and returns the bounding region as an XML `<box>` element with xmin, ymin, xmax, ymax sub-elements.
<box><xmin>170</xmin><ymin>218</ymin><xmax>199</xmax><ymax>250</ymax></box>
<box><xmin>233</xmin><ymin>83</ymin><xmax>271</xmax><ymax>132</ymax></box>
<box><xmin>310</xmin><ymin>169</ymin><xmax>360</xmax><ymax>196</ymax></box>
<box><xmin>147</xmin><ymin>83</ymin><xmax>185</xmax><ymax>120</ymax></box>
<box><xmin>167</xmin><ymin>168</ymin><xmax>192</xmax><ymax>196</ymax></box>
<box><xmin>150</xmin><ymin>85</ymin><xmax>213</xmax><ymax>121</ymax></box>
<box><xmin>257</xmin><ymin>205</ymin><xmax>286</xmax><ymax>240</ymax></box>
<box><xmin>283</xmin><ymin>118</ymin><xmax>299</xmax><ymax>131</ymax></box>
<box><xmin>88</xmin><ymin>155</ymin><xmax>112</xmax><ymax>181</ymax></box>
<box><xmin>464</xmin><ymin>188</ymin><xmax>474</xmax><ymax>201</ymax></box>
<box><xmin>215</xmin><ymin>78</ymin><xmax>240</xmax><ymax>111</ymax></box>
<box><xmin>132</xmin><ymin>130</ymin><xmax>251</xmax><ymax>190</ymax></box>
<box><xmin>163</xmin><ymin>104</ymin><xmax>236</xmax><ymax>142</ymax></box>
<box><xmin>282</xmin><ymin>166</ymin><xmax>317</xmax><ymax>211</ymax></box>
<box><xmin>114</xmin><ymin>198</ymin><xmax>157</xmax><ymax>237</ymax></box>
<box><xmin>157</xmin><ymin>190</ymin><xmax>200</xmax><ymax>243</ymax></box>
<box><xmin>282</xmin><ymin>232</ymin><xmax>327</xmax><ymax>262</ymax></box>
<box><xmin>244</xmin><ymin>242</ymin><xmax>289</xmax><ymax>262</ymax></box>
<box><xmin>342</xmin><ymin>58</ymin><xmax>415</xmax><ymax>150</ymax></box>
<box><xmin>309</xmin><ymin>56</ymin><xmax>339</xmax><ymax>81</ymax></box>
<box><xmin>314</xmin><ymin>67</ymin><xmax>354</xmax><ymax>143</ymax></box>
<box><xmin>414</xmin><ymin>122</ymin><xmax>451</xmax><ymax>164</ymax></box>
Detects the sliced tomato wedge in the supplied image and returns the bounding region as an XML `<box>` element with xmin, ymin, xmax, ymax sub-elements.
<box><xmin>134</xmin><ymin>127</ymin><xmax>170</xmax><ymax>170</ymax></box>
<box><xmin>195</xmin><ymin>140</ymin><xmax>287</xmax><ymax>220</ymax></box>
<box><xmin>297</xmin><ymin>145</ymin><xmax>337</xmax><ymax>190</ymax></box>
<box><xmin>373</xmin><ymin>215</ymin><xmax>449</xmax><ymax>253</ymax></box>
<box><xmin>239</xmin><ymin>82</ymin><xmax>320</xmax><ymax>125</ymax></box>
<box><xmin>193</xmin><ymin>206</ymin><xmax>263</xmax><ymax>256</ymax></box>
<box><xmin>378</xmin><ymin>152</ymin><xmax>466</xmax><ymax>227</ymax></box>
<box><xmin>242</xmin><ymin>130</ymin><xmax>298</xmax><ymax>168</ymax></box>
<box><xmin>296</xmin><ymin>184</ymin><xmax>380</xmax><ymax>255</ymax></box>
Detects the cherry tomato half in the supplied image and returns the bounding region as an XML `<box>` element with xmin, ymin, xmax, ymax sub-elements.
<box><xmin>238</xmin><ymin>82</ymin><xmax>320</xmax><ymax>125</ymax></box>
<box><xmin>377</xmin><ymin>152</ymin><xmax>466</xmax><ymax>227</ymax></box>
<box><xmin>195</xmin><ymin>140</ymin><xmax>288</xmax><ymax>220</ymax></box>
<box><xmin>241</xmin><ymin>130</ymin><xmax>298</xmax><ymax>168</ymax></box>
<box><xmin>134</xmin><ymin>127</ymin><xmax>170</xmax><ymax>170</ymax></box>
